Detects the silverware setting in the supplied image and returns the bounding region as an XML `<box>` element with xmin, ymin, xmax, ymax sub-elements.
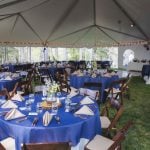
<box><xmin>74</xmin><ymin>114</ymin><xmax>89</xmax><ymax>119</ymax></box>
<box><xmin>0</xmin><ymin>111</ymin><xmax>9</xmax><ymax>117</ymax></box>
<box><xmin>16</xmin><ymin>116</ymin><xmax>28</xmax><ymax>123</ymax></box>
<box><xmin>32</xmin><ymin>117</ymin><xmax>38</xmax><ymax>126</ymax></box>
<box><xmin>54</xmin><ymin>116</ymin><xmax>61</xmax><ymax>124</ymax></box>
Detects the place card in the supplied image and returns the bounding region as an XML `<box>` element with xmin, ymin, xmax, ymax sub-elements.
<box><xmin>28</xmin><ymin>112</ymin><xmax>38</xmax><ymax>116</ymax></box>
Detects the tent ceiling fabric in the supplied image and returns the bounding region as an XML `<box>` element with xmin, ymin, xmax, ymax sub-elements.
<box><xmin>0</xmin><ymin>0</ymin><xmax>149</xmax><ymax>47</ymax></box>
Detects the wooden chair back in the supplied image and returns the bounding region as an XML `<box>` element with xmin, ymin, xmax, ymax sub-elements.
<box><xmin>83</xmin><ymin>82</ymin><xmax>102</xmax><ymax>100</ymax></box>
<box><xmin>101</xmin><ymin>103</ymin><xmax>124</xmax><ymax>136</ymax></box>
<box><xmin>0</xmin><ymin>88</ymin><xmax>10</xmax><ymax>100</ymax></box>
<box><xmin>106</xmin><ymin>78</ymin><xmax>127</xmax><ymax>105</ymax></box>
<box><xmin>85</xmin><ymin>120</ymin><xmax>133</xmax><ymax>150</ymax></box>
<box><xmin>107</xmin><ymin>105</ymin><xmax>124</xmax><ymax>133</ymax></box>
<box><xmin>56</xmin><ymin>71</ymin><xmax>71</xmax><ymax>93</ymax></box>
<box><xmin>21</xmin><ymin>142</ymin><xmax>71</xmax><ymax>150</ymax></box>
<box><xmin>0</xmin><ymin>143</ymin><xmax>5</xmax><ymax>150</ymax></box>
<box><xmin>10</xmin><ymin>80</ymin><xmax>31</xmax><ymax>97</ymax></box>
<box><xmin>109</xmin><ymin>121</ymin><xmax>133</xmax><ymax>150</ymax></box>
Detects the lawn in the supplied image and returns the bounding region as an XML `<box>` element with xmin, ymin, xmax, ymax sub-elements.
<box><xmin>118</xmin><ymin>76</ymin><xmax>150</xmax><ymax>149</ymax></box>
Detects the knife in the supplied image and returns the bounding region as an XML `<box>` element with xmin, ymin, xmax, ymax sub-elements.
<box><xmin>32</xmin><ymin>117</ymin><xmax>38</xmax><ymax>126</ymax></box>
<box><xmin>0</xmin><ymin>111</ymin><xmax>9</xmax><ymax>116</ymax></box>
<box><xmin>54</xmin><ymin>116</ymin><xmax>61</xmax><ymax>124</ymax></box>
<box><xmin>16</xmin><ymin>116</ymin><xmax>28</xmax><ymax>123</ymax></box>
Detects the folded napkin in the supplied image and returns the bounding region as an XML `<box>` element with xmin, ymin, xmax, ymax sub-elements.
<box><xmin>79</xmin><ymin>88</ymin><xmax>87</xmax><ymax>95</ymax></box>
<box><xmin>86</xmin><ymin>89</ymin><xmax>98</xmax><ymax>99</ymax></box>
<box><xmin>103</xmin><ymin>73</ymin><xmax>111</xmax><ymax>77</ymax></box>
<box><xmin>70</xmin><ymin>87</ymin><xmax>78</xmax><ymax>92</ymax></box>
<box><xmin>77</xmin><ymin>73</ymin><xmax>83</xmax><ymax>76</ymax></box>
<box><xmin>110</xmin><ymin>72</ymin><xmax>116</xmax><ymax>76</ymax></box>
<box><xmin>72</xmin><ymin>71</ymin><xmax>78</xmax><ymax>75</ymax></box>
<box><xmin>17</xmin><ymin>91</ymin><xmax>24</xmax><ymax>95</ymax></box>
<box><xmin>4</xmin><ymin>108</ymin><xmax>25</xmax><ymax>120</ymax></box>
<box><xmin>1</xmin><ymin>100</ymin><xmax>18</xmax><ymax>109</ymax></box>
<box><xmin>11</xmin><ymin>94</ymin><xmax>24</xmax><ymax>101</ymax></box>
<box><xmin>4</xmin><ymin>76</ymin><xmax>12</xmax><ymax>80</ymax></box>
<box><xmin>68</xmin><ymin>91</ymin><xmax>78</xmax><ymax>98</ymax></box>
<box><xmin>91</xmin><ymin>73</ymin><xmax>97</xmax><ymax>78</ymax></box>
<box><xmin>75</xmin><ymin>105</ymin><xmax>94</xmax><ymax>116</ymax></box>
<box><xmin>63</xmin><ymin>87</ymin><xmax>77</xmax><ymax>93</ymax></box>
<box><xmin>80</xmin><ymin>96</ymin><xmax>94</xmax><ymax>105</ymax></box>
<box><xmin>11</xmin><ymin>73</ymin><xmax>19</xmax><ymax>78</ymax></box>
<box><xmin>43</xmin><ymin>111</ymin><xmax>53</xmax><ymax>126</ymax></box>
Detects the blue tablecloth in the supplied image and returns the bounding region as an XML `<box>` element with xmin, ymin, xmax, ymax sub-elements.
<box><xmin>39</xmin><ymin>67</ymin><xmax>65</xmax><ymax>79</ymax></box>
<box><xmin>70</xmin><ymin>75</ymin><xmax>119</xmax><ymax>101</ymax></box>
<box><xmin>48</xmin><ymin>67</ymin><xmax>65</xmax><ymax>79</ymax></box>
<box><xmin>0</xmin><ymin>77</ymin><xmax>21</xmax><ymax>91</ymax></box>
<box><xmin>0</xmin><ymin>93</ymin><xmax>101</xmax><ymax>150</ymax></box>
<box><xmin>142</xmin><ymin>65</ymin><xmax>150</xmax><ymax>77</ymax></box>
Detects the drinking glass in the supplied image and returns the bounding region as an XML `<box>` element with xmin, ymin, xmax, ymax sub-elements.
<box><xmin>29</xmin><ymin>94</ymin><xmax>35</xmax><ymax>103</ymax></box>
<box><xmin>36</xmin><ymin>102</ymin><xmax>42</xmax><ymax>113</ymax></box>
<box><xmin>51</xmin><ymin>102</ymin><xmax>58</xmax><ymax>115</ymax></box>
<box><xmin>25</xmin><ymin>100</ymin><xmax>31</xmax><ymax>111</ymax></box>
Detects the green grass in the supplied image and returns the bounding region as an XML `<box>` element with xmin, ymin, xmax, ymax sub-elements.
<box><xmin>116</xmin><ymin>76</ymin><xmax>150</xmax><ymax>149</ymax></box>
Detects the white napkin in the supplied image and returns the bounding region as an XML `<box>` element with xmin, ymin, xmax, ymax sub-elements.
<box><xmin>86</xmin><ymin>89</ymin><xmax>98</xmax><ymax>99</ymax></box>
<box><xmin>63</xmin><ymin>87</ymin><xmax>77</xmax><ymax>93</ymax></box>
<box><xmin>11</xmin><ymin>94</ymin><xmax>24</xmax><ymax>101</ymax></box>
<box><xmin>4</xmin><ymin>76</ymin><xmax>12</xmax><ymax>80</ymax></box>
<box><xmin>77</xmin><ymin>72</ymin><xmax>83</xmax><ymax>76</ymax></box>
<box><xmin>71</xmin><ymin>87</ymin><xmax>78</xmax><ymax>92</ymax></box>
<box><xmin>91</xmin><ymin>73</ymin><xmax>96</xmax><ymax>78</ymax></box>
<box><xmin>11</xmin><ymin>73</ymin><xmax>19</xmax><ymax>78</ymax></box>
<box><xmin>43</xmin><ymin>111</ymin><xmax>53</xmax><ymax>126</ymax></box>
<box><xmin>75</xmin><ymin>105</ymin><xmax>94</xmax><ymax>116</ymax></box>
<box><xmin>17</xmin><ymin>91</ymin><xmax>24</xmax><ymax>95</ymax></box>
<box><xmin>80</xmin><ymin>96</ymin><xmax>94</xmax><ymax>105</ymax></box>
<box><xmin>103</xmin><ymin>73</ymin><xmax>111</xmax><ymax>77</ymax></box>
<box><xmin>79</xmin><ymin>88</ymin><xmax>87</xmax><ymax>95</ymax></box>
<box><xmin>72</xmin><ymin>71</ymin><xmax>78</xmax><ymax>75</ymax></box>
<box><xmin>4</xmin><ymin>108</ymin><xmax>25</xmax><ymax>120</ymax></box>
<box><xmin>68</xmin><ymin>91</ymin><xmax>78</xmax><ymax>98</ymax></box>
<box><xmin>1</xmin><ymin>100</ymin><xmax>18</xmax><ymax>109</ymax></box>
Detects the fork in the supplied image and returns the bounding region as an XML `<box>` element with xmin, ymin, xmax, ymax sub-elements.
<box><xmin>32</xmin><ymin>117</ymin><xmax>38</xmax><ymax>126</ymax></box>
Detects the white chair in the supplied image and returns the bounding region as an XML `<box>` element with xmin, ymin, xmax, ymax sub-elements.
<box><xmin>0</xmin><ymin>137</ymin><xmax>16</xmax><ymax>150</ymax></box>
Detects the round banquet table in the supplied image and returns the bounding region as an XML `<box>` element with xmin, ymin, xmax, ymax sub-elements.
<box><xmin>70</xmin><ymin>74</ymin><xmax>119</xmax><ymax>101</ymax></box>
<box><xmin>0</xmin><ymin>93</ymin><xmax>101</xmax><ymax>150</ymax></box>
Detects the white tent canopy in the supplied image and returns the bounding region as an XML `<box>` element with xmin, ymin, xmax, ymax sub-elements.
<box><xmin>0</xmin><ymin>0</ymin><xmax>150</xmax><ymax>47</ymax></box>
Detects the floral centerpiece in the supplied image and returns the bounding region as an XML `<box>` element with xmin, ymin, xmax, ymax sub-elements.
<box><xmin>41</xmin><ymin>78</ymin><xmax>61</xmax><ymax>109</ymax></box>
<box><xmin>44</xmin><ymin>78</ymin><xmax>60</xmax><ymax>100</ymax></box>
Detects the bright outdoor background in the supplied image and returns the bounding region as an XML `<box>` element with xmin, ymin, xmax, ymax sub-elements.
<box><xmin>0</xmin><ymin>47</ymin><xmax>118</xmax><ymax>68</ymax></box>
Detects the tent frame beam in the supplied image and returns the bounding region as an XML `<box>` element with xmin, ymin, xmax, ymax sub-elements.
<box><xmin>113</xmin><ymin>0</ymin><xmax>149</xmax><ymax>40</ymax></box>
<box><xmin>97</xmin><ymin>25</ymin><xmax>145</xmax><ymax>40</ymax></box>
<box><xmin>96</xmin><ymin>26</ymin><xmax>119</xmax><ymax>44</ymax></box>
<box><xmin>0</xmin><ymin>0</ymin><xmax>27</xmax><ymax>9</ymax></box>
<box><xmin>72</xmin><ymin>27</ymin><xmax>92</xmax><ymax>46</ymax></box>
<box><xmin>49</xmin><ymin>25</ymin><xmax>94</xmax><ymax>42</ymax></box>
<box><xmin>46</xmin><ymin>0</ymin><xmax>80</xmax><ymax>41</ymax></box>
<box><xmin>19</xmin><ymin>13</ymin><xmax>43</xmax><ymax>43</ymax></box>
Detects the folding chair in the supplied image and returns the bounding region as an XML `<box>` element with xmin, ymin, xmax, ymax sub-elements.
<box><xmin>21</xmin><ymin>142</ymin><xmax>71</xmax><ymax>150</ymax></box>
<box><xmin>85</xmin><ymin>121</ymin><xmax>133</xmax><ymax>150</ymax></box>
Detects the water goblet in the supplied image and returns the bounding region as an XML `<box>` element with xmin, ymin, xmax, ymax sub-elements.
<box><xmin>29</xmin><ymin>94</ymin><xmax>35</xmax><ymax>103</ymax></box>
<box><xmin>25</xmin><ymin>100</ymin><xmax>31</xmax><ymax>111</ymax></box>
<box><xmin>36</xmin><ymin>102</ymin><xmax>42</xmax><ymax>113</ymax></box>
<box><xmin>51</xmin><ymin>102</ymin><xmax>58</xmax><ymax>115</ymax></box>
